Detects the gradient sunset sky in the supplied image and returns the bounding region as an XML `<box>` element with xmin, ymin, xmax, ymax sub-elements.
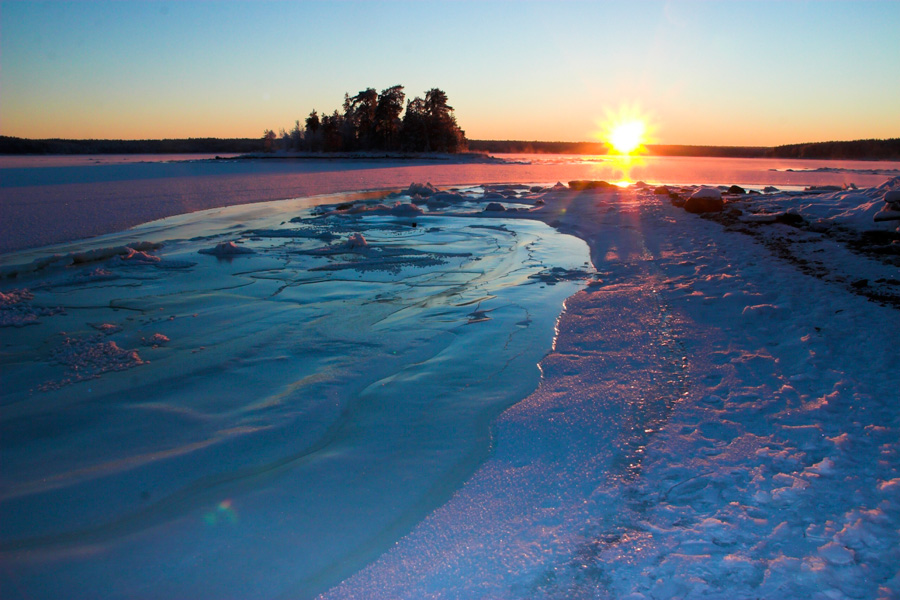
<box><xmin>2</xmin><ymin>0</ymin><xmax>898</xmax><ymax>146</ymax></box>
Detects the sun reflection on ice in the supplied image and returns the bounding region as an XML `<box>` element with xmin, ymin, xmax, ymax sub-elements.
<box><xmin>594</xmin><ymin>103</ymin><xmax>657</xmax><ymax>185</ymax></box>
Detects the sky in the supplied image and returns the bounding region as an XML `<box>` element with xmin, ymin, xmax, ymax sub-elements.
<box><xmin>1</xmin><ymin>0</ymin><xmax>899</xmax><ymax>146</ymax></box>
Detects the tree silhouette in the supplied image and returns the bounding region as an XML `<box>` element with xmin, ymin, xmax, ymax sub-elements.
<box><xmin>345</xmin><ymin>88</ymin><xmax>378</xmax><ymax>150</ymax></box>
<box><xmin>277</xmin><ymin>85</ymin><xmax>466</xmax><ymax>154</ymax></box>
<box><xmin>262</xmin><ymin>129</ymin><xmax>277</xmax><ymax>153</ymax></box>
<box><xmin>374</xmin><ymin>85</ymin><xmax>405</xmax><ymax>150</ymax></box>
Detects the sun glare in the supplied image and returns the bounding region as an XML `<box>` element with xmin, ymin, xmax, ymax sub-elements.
<box><xmin>595</xmin><ymin>104</ymin><xmax>655</xmax><ymax>157</ymax></box>
<box><xmin>609</xmin><ymin>120</ymin><xmax>645</xmax><ymax>155</ymax></box>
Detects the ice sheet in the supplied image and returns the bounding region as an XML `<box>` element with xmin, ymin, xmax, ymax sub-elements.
<box><xmin>0</xmin><ymin>193</ymin><xmax>591</xmax><ymax>599</ymax></box>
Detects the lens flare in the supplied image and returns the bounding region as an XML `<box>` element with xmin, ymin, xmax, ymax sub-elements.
<box><xmin>203</xmin><ymin>499</ymin><xmax>238</xmax><ymax>526</ymax></box>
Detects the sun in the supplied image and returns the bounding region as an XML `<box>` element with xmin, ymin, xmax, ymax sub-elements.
<box><xmin>595</xmin><ymin>104</ymin><xmax>655</xmax><ymax>156</ymax></box>
<box><xmin>609</xmin><ymin>120</ymin><xmax>646</xmax><ymax>155</ymax></box>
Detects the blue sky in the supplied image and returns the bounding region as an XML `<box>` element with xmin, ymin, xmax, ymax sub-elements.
<box><xmin>2</xmin><ymin>0</ymin><xmax>898</xmax><ymax>145</ymax></box>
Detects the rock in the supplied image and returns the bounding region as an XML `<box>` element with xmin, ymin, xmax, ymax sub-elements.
<box><xmin>484</xmin><ymin>202</ymin><xmax>506</xmax><ymax>212</ymax></box>
<box><xmin>568</xmin><ymin>180</ymin><xmax>616</xmax><ymax>191</ymax></box>
<box><xmin>431</xmin><ymin>191</ymin><xmax>466</xmax><ymax>203</ymax></box>
<box><xmin>763</xmin><ymin>186</ymin><xmax>779</xmax><ymax>193</ymax></box>
<box><xmin>775</xmin><ymin>212</ymin><xmax>806</xmax><ymax>226</ymax></box>
<box><xmin>683</xmin><ymin>187</ymin><xmax>724</xmax><ymax>213</ymax></box>
<box><xmin>654</xmin><ymin>186</ymin><xmax>671</xmax><ymax>195</ymax></box>
<box><xmin>884</xmin><ymin>190</ymin><xmax>900</xmax><ymax>207</ymax></box>
<box><xmin>726</xmin><ymin>185</ymin><xmax>746</xmax><ymax>195</ymax></box>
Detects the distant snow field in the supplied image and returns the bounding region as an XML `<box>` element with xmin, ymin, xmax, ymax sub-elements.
<box><xmin>1</xmin><ymin>158</ymin><xmax>899</xmax><ymax>600</ymax></box>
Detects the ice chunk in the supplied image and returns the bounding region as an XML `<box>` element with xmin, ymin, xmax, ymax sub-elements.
<box><xmin>198</xmin><ymin>241</ymin><xmax>255</xmax><ymax>256</ymax></box>
<box><xmin>403</xmin><ymin>182</ymin><xmax>438</xmax><ymax>197</ymax></box>
<box><xmin>346</xmin><ymin>233</ymin><xmax>368</xmax><ymax>248</ymax></box>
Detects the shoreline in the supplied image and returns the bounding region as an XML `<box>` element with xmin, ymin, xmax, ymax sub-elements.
<box><xmin>3</xmin><ymin>156</ymin><xmax>900</xmax><ymax>257</ymax></box>
<box><xmin>320</xmin><ymin>181</ymin><xmax>900</xmax><ymax>599</ymax></box>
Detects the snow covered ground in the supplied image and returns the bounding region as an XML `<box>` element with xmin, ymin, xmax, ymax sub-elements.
<box><xmin>322</xmin><ymin>179</ymin><xmax>900</xmax><ymax>600</ymax></box>
<box><xmin>2</xmin><ymin>159</ymin><xmax>899</xmax><ymax>599</ymax></box>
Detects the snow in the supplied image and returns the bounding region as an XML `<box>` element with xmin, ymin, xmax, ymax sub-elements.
<box><xmin>321</xmin><ymin>179</ymin><xmax>900</xmax><ymax>600</ymax></box>
<box><xmin>1</xmin><ymin>157</ymin><xmax>899</xmax><ymax>600</ymax></box>
<box><xmin>690</xmin><ymin>186</ymin><xmax>723</xmax><ymax>200</ymax></box>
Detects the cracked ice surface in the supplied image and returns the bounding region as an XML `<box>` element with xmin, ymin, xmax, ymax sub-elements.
<box><xmin>0</xmin><ymin>198</ymin><xmax>590</xmax><ymax>599</ymax></box>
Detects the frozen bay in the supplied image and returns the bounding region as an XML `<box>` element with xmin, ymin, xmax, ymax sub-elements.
<box><xmin>2</xmin><ymin>156</ymin><xmax>900</xmax><ymax>599</ymax></box>
<box><xmin>0</xmin><ymin>190</ymin><xmax>590</xmax><ymax>598</ymax></box>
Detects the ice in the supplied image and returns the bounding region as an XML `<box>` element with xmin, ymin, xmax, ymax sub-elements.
<box><xmin>5</xmin><ymin>154</ymin><xmax>900</xmax><ymax>254</ymax></box>
<box><xmin>3</xmin><ymin>159</ymin><xmax>900</xmax><ymax>599</ymax></box>
<box><xmin>0</xmin><ymin>193</ymin><xmax>590</xmax><ymax>599</ymax></box>
<box><xmin>198</xmin><ymin>240</ymin><xmax>256</xmax><ymax>255</ymax></box>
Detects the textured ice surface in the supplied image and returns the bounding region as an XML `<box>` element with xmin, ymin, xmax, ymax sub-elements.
<box><xmin>0</xmin><ymin>192</ymin><xmax>590</xmax><ymax>599</ymax></box>
<box><xmin>323</xmin><ymin>182</ymin><xmax>900</xmax><ymax>600</ymax></box>
<box><xmin>3</xmin><ymin>166</ymin><xmax>900</xmax><ymax>600</ymax></box>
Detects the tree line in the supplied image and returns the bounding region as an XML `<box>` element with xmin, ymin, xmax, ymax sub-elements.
<box><xmin>766</xmin><ymin>138</ymin><xmax>900</xmax><ymax>160</ymax></box>
<box><xmin>263</xmin><ymin>85</ymin><xmax>467</xmax><ymax>154</ymax></box>
<box><xmin>0</xmin><ymin>136</ymin><xmax>264</xmax><ymax>155</ymax></box>
<box><xmin>467</xmin><ymin>140</ymin><xmax>769</xmax><ymax>158</ymax></box>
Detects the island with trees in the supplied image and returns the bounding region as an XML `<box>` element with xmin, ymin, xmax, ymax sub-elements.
<box><xmin>263</xmin><ymin>85</ymin><xmax>468</xmax><ymax>154</ymax></box>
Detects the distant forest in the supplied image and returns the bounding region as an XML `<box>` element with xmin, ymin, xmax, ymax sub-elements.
<box><xmin>2</xmin><ymin>133</ymin><xmax>898</xmax><ymax>162</ymax></box>
<box><xmin>264</xmin><ymin>85</ymin><xmax>467</xmax><ymax>153</ymax></box>
<box><xmin>468</xmin><ymin>139</ymin><xmax>900</xmax><ymax>160</ymax></box>
<box><xmin>764</xmin><ymin>138</ymin><xmax>900</xmax><ymax>160</ymax></box>
<box><xmin>0</xmin><ymin>136</ymin><xmax>263</xmax><ymax>155</ymax></box>
<box><xmin>468</xmin><ymin>140</ymin><xmax>769</xmax><ymax>158</ymax></box>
